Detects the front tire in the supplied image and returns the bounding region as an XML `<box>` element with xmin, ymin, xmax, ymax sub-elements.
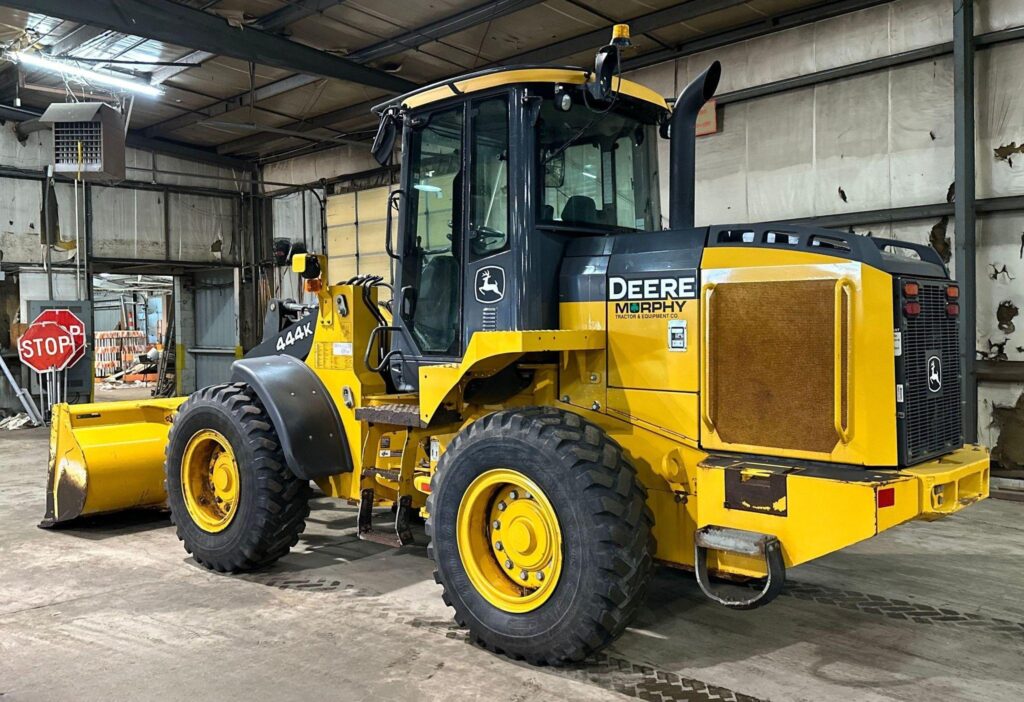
<box><xmin>165</xmin><ymin>383</ymin><xmax>311</xmax><ymax>572</ymax></box>
<box><xmin>427</xmin><ymin>407</ymin><xmax>654</xmax><ymax>665</ymax></box>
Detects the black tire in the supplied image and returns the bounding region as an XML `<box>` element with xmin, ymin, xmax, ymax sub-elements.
<box><xmin>426</xmin><ymin>407</ymin><xmax>655</xmax><ymax>665</ymax></box>
<box><xmin>165</xmin><ymin>382</ymin><xmax>311</xmax><ymax>573</ymax></box>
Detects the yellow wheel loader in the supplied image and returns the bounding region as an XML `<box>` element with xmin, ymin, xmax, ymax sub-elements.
<box><xmin>43</xmin><ymin>26</ymin><xmax>989</xmax><ymax>665</ymax></box>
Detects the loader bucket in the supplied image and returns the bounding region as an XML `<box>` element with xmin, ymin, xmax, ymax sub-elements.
<box><xmin>41</xmin><ymin>398</ymin><xmax>186</xmax><ymax>527</ymax></box>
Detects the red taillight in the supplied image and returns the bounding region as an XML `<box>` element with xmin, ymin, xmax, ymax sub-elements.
<box><xmin>946</xmin><ymin>285</ymin><xmax>959</xmax><ymax>299</ymax></box>
<box><xmin>877</xmin><ymin>487</ymin><xmax>895</xmax><ymax>508</ymax></box>
<box><xmin>903</xmin><ymin>281</ymin><xmax>919</xmax><ymax>297</ymax></box>
<box><xmin>903</xmin><ymin>301</ymin><xmax>921</xmax><ymax>317</ymax></box>
<box><xmin>947</xmin><ymin>302</ymin><xmax>960</xmax><ymax>316</ymax></box>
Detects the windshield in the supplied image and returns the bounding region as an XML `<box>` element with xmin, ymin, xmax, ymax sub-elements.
<box><xmin>537</xmin><ymin>98</ymin><xmax>661</xmax><ymax>232</ymax></box>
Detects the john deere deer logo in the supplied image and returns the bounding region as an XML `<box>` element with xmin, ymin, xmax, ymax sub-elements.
<box><xmin>475</xmin><ymin>266</ymin><xmax>505</xmax><ymax>304</ymax></box>
<box><xmin>927</xmin><ymin>355</ymin><xmax>942</xmax><ymax>393</ymax></box>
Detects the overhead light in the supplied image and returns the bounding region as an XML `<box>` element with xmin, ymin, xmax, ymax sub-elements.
<box><xmin>12</xmin><ymin>51</ymin><xmax>163</xmax><ymax>97</ymax></box>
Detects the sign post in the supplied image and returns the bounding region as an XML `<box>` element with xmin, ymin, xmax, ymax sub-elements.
<box><xmin>17</xmin><ymin>309</ymin><xmax>87</xmax><ymax>421</ymax></box>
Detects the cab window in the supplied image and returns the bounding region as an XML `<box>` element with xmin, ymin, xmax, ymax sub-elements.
<box><xmin>469</xmin><ymin>96</ymin><xmax>510</xmax><ymax>258</ymax></box>
<box><xmin>538</xmin><ymin>99</ymin><xmax>661</xmax><ymax>231</ymax></box>
<box><xmin>402</xmin><ymin>107</ymin><xmax>463</xmax><ymax>355</ymax></box>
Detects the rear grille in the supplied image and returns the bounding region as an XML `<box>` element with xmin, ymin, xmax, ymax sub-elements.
<box><xmin>895</xmin><ymin>278</ymin><xmax>962</xmax><ymax>465</ymax></box>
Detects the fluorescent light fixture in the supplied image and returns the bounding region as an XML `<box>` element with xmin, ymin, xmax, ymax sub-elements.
<box><xmin>12</xmin><ymin>51</ymin><xmax>163</xmax><ymax>97</ymax></box>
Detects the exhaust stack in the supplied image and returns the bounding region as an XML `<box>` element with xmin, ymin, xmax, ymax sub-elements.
<box><xmin>668</xmin><ymin>61</ymin><xmax>721</xmax><ymax>230</ymax></box>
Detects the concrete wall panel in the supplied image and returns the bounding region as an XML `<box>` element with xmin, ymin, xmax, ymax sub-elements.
<box><xmin>168</xmin><ymin>194</ymin><xmax>237</xmax><ymax>263</ymax></box>
<box><xmin>813</xmin><ymin>71</ymin><xmax>891</xmax><ymax>217</ymax></box>
<box><xmin>745</xmin><ymin>89</ymin><xmax>816</xmax><ymax>221</ymax></box>
<box><xmin>976</xmin><ymin>42</ymin><xmax>1024</xmax><ymax>200</ymax></box>
<box><xmin>889</xmin><ymin>57</ymin><xmax>954</xmax><ymax>207</ymax></box>
<box><xmin>813</xmin><ymin>4</ymin><xmax>891</xmax><ymax>71</ymax></box>
<box><xmin>90</xmin><ymin>186</ymin><xmax>166</xmax><ymax>260</ymax></box>
<box><xmin>976</xmin><ymin>212</ymin><xmax>1024</xmax><ymax>362</ymax></box>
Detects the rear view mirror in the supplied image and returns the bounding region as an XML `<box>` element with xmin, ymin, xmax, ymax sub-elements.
<box><xmin>544</xmin><ymin>152</ymin><xmax>564</xmax><ymax>187</ymax></box>
<box><xmin>371</xmin><ymin>109</ymin><xmax>400</xmax><ymax>166</ymax></box>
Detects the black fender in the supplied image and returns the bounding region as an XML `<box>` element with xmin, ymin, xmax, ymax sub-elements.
<box><xmin>231</xmin><ymin>355</ymin><xmax>353</xmax><ymax>480</ymax></box>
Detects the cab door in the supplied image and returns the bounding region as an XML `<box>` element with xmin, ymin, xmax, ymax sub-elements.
<box><xmin>397</xmin><ymin>106</ymin><xmax>465</xmax><ymax>359</ymax></box>
<box><xmin>462</xmin><ymin>94</ymin><xmax>514</xmax><ymax>344</ymax></box>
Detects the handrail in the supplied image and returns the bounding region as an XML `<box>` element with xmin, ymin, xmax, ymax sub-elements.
<box><xmin>385</xmin><ymin>189</ymin><xmax>403</xmax><ymax>261</ymax></box>
<box><xmin>833</xmin><ymin>278</ymin><xmax>854</xmax><ymax>444</ymax></box>
<box><xmin>701</xmin><ymin>283</ymin><xmax>717</xmax><ymax>432</ymax></box>
<box><xmin>364</xmin><ymin>325</ymin><xmax>402</xmax><ymax>374</ymax></box>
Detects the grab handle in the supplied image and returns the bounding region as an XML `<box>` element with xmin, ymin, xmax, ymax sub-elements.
<box><xmin>701</xmin><ymin>283</ymin><xmax>717</xmax><ymax>432</ymax></box>
<box><xmin>833</xmin><ymin>278</ymin><xmax>854</xmax><ymax>444</ymax></box>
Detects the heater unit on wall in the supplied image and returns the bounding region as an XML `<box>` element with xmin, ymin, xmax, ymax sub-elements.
<box><xmin>38</xmin><ymin>103</ymin><xmax>126</xmax><ymax>181</ymax></box>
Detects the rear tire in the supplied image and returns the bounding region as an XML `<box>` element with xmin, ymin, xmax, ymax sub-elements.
<box><xmin>165</xmin><ymin>382</ymin><xmax>311</xmax><ymax>572</ymax></box>
<box><xmin>427</xmin><ymin>407</ymin><xmax>654</xmax><ymax>665</ymax></box>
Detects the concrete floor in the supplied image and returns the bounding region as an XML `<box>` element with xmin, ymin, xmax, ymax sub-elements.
<box><xmin>92</xmin><ymin>383</ymin><xmax>156</xmax><ymax>402</ymax></box>
<box><xmin>1</xmin><ymin>427</ymin><xmax>1022</xmax><ymax>702</ymax></box>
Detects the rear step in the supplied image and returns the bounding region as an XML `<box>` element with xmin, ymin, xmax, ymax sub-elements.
<box><xmin>694</xmin><ymin>526</ymin><xmax>786</xmax><ymax>610</ymax></box>
<box><xmin>355</xmin><ymin>403</ymin><xmax>460</xmax><ymax>428</ymax></box>
<box><xmin>357</xmin><ymin>488</ymin><xmax>414</xmax><ymax>547</ymax></box>
<box><xmin>355</xmin><ymin>403</ymin><xmax>425</xmax><ymax>428</ymax></box>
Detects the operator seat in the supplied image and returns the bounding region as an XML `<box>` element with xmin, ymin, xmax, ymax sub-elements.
<box><xmin>560</xmin><ymin>196</ymin><xmax>599</xmax><ymax>226</ymax></box>
<box><xmin>412</xmin><ymin>254</ymin><xmax>458</xmax><ymax>354</ymax></box>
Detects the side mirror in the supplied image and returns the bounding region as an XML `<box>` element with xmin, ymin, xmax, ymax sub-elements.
<box><xmin>371</xmin><ymin>109</ymin><xmax>401</xmax><ymax>166</ymax></box>
<box><xmin>588</xmin><ymin>45</ymin><xmax>620</xmax><ymax>102</ymax></box>
<box><xmin>399</xmin><ymin>285</ymin><xmax>417</xmax><ymax>320</ymax></box>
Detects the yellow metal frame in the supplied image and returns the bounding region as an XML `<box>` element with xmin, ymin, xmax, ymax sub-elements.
<box><xmin>417</xmin><ymin>329</ymin><xmax>604</xmax><ymax>424</ymax></box>
<box><xmin>402</xmin><ymin>68</ymin><xmax>668</xmax><ymax>111</ymax></box>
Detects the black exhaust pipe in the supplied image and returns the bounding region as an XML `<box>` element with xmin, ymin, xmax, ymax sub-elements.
<box><xmin>668</xmin><ymin>61</ymin><xmax>721</xmax><ymax>230</ymax></box>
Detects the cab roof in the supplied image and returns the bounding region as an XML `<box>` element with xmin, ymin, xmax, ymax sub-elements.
<box><xmin>374</xmin><ymin>65</ymin><xmax>669</xmax><ymax>114</ymax></box>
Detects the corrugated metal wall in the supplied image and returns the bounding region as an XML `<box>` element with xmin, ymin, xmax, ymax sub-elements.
<box><xmin>191</xmin><ymin>269</ymin><xmax>237</xmax><ymax>389</ymax></box>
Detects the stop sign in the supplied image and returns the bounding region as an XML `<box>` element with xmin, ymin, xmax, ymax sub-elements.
<box><xmin>18</xmin><ymin>321</ymin><xmax>78</xmax><ymax>372</ymax></box>
<box><xmin>33</xmin><ymin>309</ymin><xmax>86</xmax><ymax>368</ymax></box>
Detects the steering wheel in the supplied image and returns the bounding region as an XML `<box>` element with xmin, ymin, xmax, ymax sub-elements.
<box><xmin>470</xmin><ymin>225</ymin><xmax>505</xmax><ymax>256</ymax></box>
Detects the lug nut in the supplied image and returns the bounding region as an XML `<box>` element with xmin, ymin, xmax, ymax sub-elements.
<box><xmin>508</xmin><ymin>490</ymin><xmax>518</xmax><ymax>500</ymax></box>
<box><xmin>536</xmin><ymin>572</ymin><xmax>544</xmax><ymax>581</ymax></box>
<box><xmin>497</xmin><ymin>501</ymin><xmax>507</xmax><ymax>511</ymax></box>
<box><xmin>519</xmin><ymin>570</ymin><xmax>528</xmax><ymax>581</ymax></box>
<box><xmin>495</xmin><ymin>541</ymin><xmax>504</xmax><ymax>551</ymax></box>
<box><xmin>492</xmin><ymin>520</ymin><xmax>501</xmax><ymax>530</ymax></box>
<box><xmin>504</xmin><ymin>559</ymin><xmax>513</xmax><ymax>569</ymax></box>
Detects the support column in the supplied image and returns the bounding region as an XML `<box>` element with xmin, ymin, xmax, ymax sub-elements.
<box><xmin>953</xmin><ymin>0</ymin><xmax>977</xmax><ymax>442</ymax></box>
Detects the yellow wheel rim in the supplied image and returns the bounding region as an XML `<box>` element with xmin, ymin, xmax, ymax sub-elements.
<box><xmin>456</xmin><ymin>469</ymin><xmax>562</xmax><ymax>613</ymax></box>
<box><xmin>181</xmin><ymin>429</ymin><xmax>240</xmax><ymax>533</ymax></box>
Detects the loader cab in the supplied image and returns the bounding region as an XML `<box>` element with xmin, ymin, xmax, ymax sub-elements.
<box><xmin>379</xmin><ymin>68</ymin><xmax>668</xmax><ymax>391</ymax></box>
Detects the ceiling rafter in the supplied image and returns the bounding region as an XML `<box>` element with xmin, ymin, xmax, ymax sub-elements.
<box><xmin>150</xmin><ymin>0</ymin><xmax>350</xmax><ymax>86</ymax></box>
<box><xmin>144</xmin><ymin>0</ymin><xmax>544</xmax><ymax>144</ymax></box>
<box><xmin>223</xmin><ymin>0</ymin><xmax>748</xmax><ymax>156</ymax></box>
<box><xmin>252</xmin><ymin>0</ymin><xmax>890</xmax><ymax>163</ymax></box>
<box><xmin>1</xmin><ymin>0</ymin><xmax>417</xmax><ymax>92</ymax></box>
